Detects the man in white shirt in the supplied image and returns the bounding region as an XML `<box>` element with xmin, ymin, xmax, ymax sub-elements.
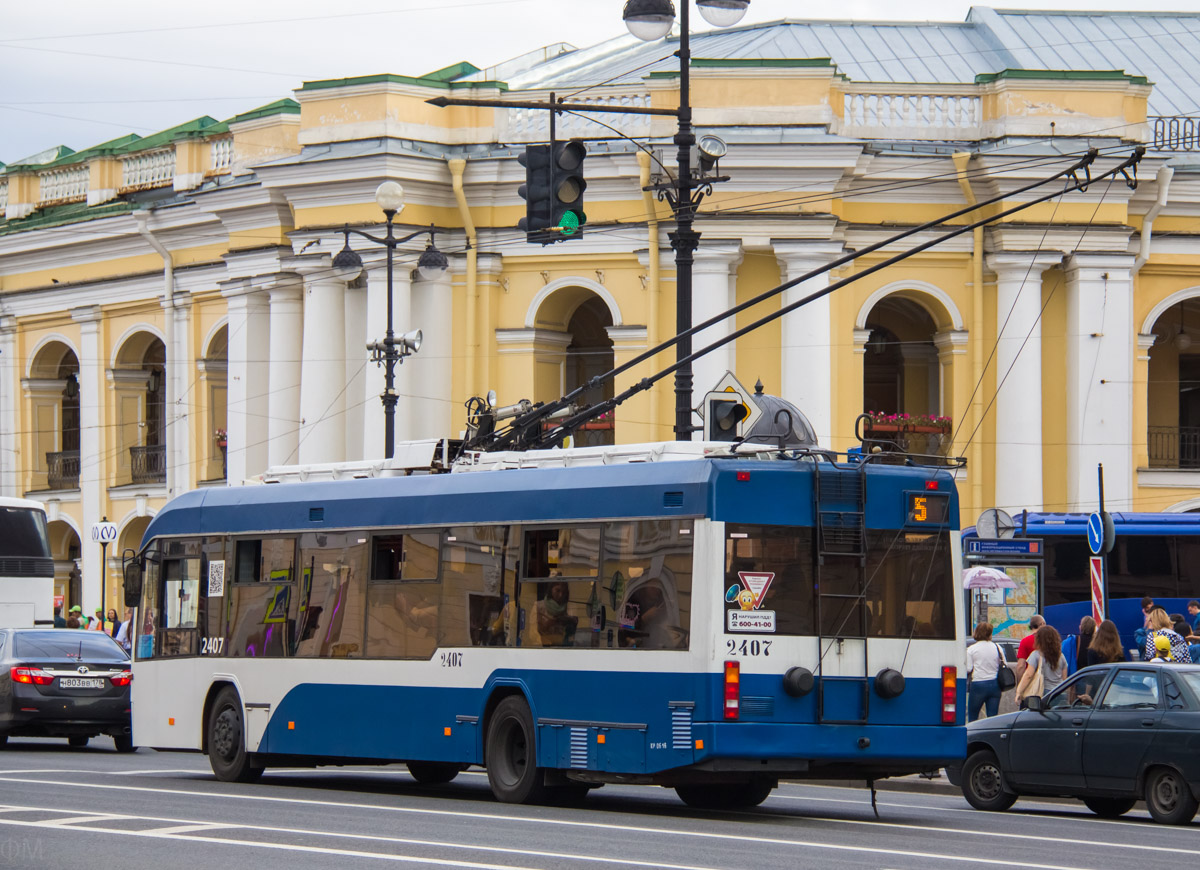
<box><xmin>115</xmin><ymin>608</ymin><xmax>134</xmax><ymax>652</ymax></box>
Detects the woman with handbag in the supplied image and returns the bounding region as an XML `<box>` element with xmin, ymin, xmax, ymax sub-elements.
<box><xmin>1016</xmin><ymin>625</ymin><xmax>1067</xmax><ymax>707</ymax></box>
<box><xmin>966</xmin><ymin>622</ymin><xmax>1007</xmax><ymax>721</ymax></box>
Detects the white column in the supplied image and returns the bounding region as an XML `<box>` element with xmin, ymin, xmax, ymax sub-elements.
<box><xmin>343</xmin><ymin>273</ymin><xmax>368</xmax><ymax>463</ymax></box>
<box><xmin>362</xmin><ymin>258</ymin><xmax>414</xmax><ymax>455</ymax></box>
<box><xmin>1064</xmin><ymin>254</ymin><xmax>1136</xmax><ymax>511</ymax></box>
<box><xmin>0</xmin><ymin>316</ymin><xmax>17</xmax><ymax>497</ymax></box>
<box><xmin>298</xmin><ymin>270</ymin><xmax>347</xmax><ymax>464</ymax></box>
<box><xmin>161</xmin><ymin>291</ymin><xmax>191</xmax><ymax>498</ymax></box>
<box><xmin>266</xmin><ymin>278</ymin><xmax>302</xmax><ymax>468</ymax></box>
<box><xmin>408</xmin><ymin>263</ymin><xmax>453</xmax><ymax>442</ymax></box>
<box><xmin>71</xmin><ymin>306</ymin><xmax>103</xmax><ymax>609</ymax></box>
<box><xmin>691</xmin><ymin>243</ymin><xmax>743</xmax><ymax>408</ymax></box>
<box><xmin>222</xmin><ymin>283</ymin><xmax>270</xmax><ymax>483</ymax></box>
<box><xmin>986</xmin><ymin>252</ymin><xmax>1060</xmax><ymax>512</ymax></box>
<box><xmin>774</xmin><ymin>241</ymin><xmax>845</xmax><ymax>446</ymax></box>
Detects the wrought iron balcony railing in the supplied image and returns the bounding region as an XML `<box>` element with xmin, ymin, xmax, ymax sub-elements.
<box><xmin>1148</xmin><ymin>426</ymin><xmax>1200</xmax><ymax>469</ymax></box>
<box><xmin>46</xmin><ymin>450</ymin><xmax>80</xmax><ymax>490</ymax></box>
<box><xmin>130</xmin><ymin>444</ymin><xmax>166</xmax><ymax>484</ymax></box>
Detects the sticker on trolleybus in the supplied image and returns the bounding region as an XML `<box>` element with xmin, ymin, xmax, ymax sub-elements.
<box><xmin>728</xmin><ymin>610</ymin><xmax>777</xmax><ymax>632</ymax></box>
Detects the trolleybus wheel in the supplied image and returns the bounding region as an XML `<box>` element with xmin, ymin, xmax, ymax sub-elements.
<box><xmin>407</xmin><ymin>761</ymin><xmax>464</xmax><ymax>785</ymax></box>
<box><xmin>960</xmin><ymin>749</ymin><xmax>1016</xmax><ymax>812</ymax></box>
<box><xmin>675</xmin><ymin>778</ymin><xmax>774</xmax><ymax>809</ymax></box>
<box><xmin>1145</xmin><ymin>766</ymin><xmax>1199</xmax><ymax>825</ymax></box>
<box><xmin>1082</xmin><ymin>796</ymin><xmax>1136</xmax><ymax>818</ymax></box>
<box><xmin>486</xmin><ymin>696</ymin><xmax>547</xmax><ymax>804</ymax></box>
<box><xmin>207</xmin><ymin>686</ymin><xmax>264</xmax><ymax>784</ymax></box>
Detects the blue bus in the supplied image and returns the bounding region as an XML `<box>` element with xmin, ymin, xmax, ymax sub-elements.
<box><xmin>125</xmin><ymin>441</ymin><xmax>966</xmax><ymax>807</ymax></box>
<box><xmin>963</xmin><ymin>512</ymin><xmax>1200</xmax><ymax>657</ymax></box>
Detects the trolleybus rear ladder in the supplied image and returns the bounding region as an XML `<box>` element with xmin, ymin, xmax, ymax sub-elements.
<box><xmin>813</xmin><ymin>461</ymin><xmax>870</xmax><ymax>725</ymax></box>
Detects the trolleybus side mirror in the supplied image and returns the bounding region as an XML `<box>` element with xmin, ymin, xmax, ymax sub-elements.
<box><xmin>123</xmin><ymin>553</ymin><xmax>143</xmax><ymax>608</ymax></box>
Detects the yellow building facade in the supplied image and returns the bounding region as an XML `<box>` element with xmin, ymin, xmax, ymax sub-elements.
<box><xmin>1</xmin><ymin>11</ymin><xmax>1198</xmax><ymax>611</ymax></box>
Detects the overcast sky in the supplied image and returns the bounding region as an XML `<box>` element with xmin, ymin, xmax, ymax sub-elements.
<box><xmin>2</xmin><ymin>0</ymin><xmax>1196</xmax><ymax>164</ymax></box>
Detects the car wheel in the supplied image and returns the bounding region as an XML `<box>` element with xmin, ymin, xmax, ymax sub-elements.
<box><xmin>113</xmin><ymin>734</ymin><xmax>137</xmax><ymax>754</ymax></box>
<box><xmin>207</xmin><ymin>686</ymin><xmax>264</xmax><ymax>784</ymax></box>
<box><xmin>0</xmin><ymin>733</ymin><xmax>7</xmax><ymax>748</ymax></box>
<box><xmin>1083</xmin><ymin>797</ymin><xmax>1136</xmax><ymax>818</ymax></box>
<box><xmin>407</xmin><ymin>761</ymin><xmax>464</xmax><ymax>785</ymax></box>
<box><xmin>67</xmin><ymin>735</ymin><xmax>89</xmax><ymax>748</ymax></box>
<box><xmin>485</xmin><ymin>696</ymin><xmax>546</xmax><ymax>804</ymax></box>
<box><xmin>676</xmin><ymin>778</ymin><xmax>775</xmax><ymax>809</ymax></box>
<box><xmin>1145</xmin><ymin>767</ymin><xmax>1199</xmax><ymax>825</ymax></box>
<box><xmin>961</xmin><ymin>749</ymin><xmax>1017</xmax><ymax>812</ymax></box>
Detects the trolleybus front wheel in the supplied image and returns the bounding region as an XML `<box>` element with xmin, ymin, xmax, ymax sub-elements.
<box><xmin>485</xmin><ymin>696</ymin><xmax>547</xmax><ymax>804</ymax></box>
<box><xmin>675</xmin><ymin>778</ymin><xmax>774</xmax><ymax>809</ymax></box>
<box><xmin>207</xmin><ymin>686</ymin><xmax>264</xmax><ymax>784</ymax></box>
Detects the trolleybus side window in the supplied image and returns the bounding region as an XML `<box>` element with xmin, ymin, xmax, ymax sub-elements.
<box><xmin>863</xmin><ymin>529</ymin><xmax>955</xmax><ymax>640</ymax></box>
<box><xmin>440</xmin><ymin>525</ymin><xmax>511</xmax><ymax>648</ymax></box>
<box><xmin>158</xmin><ymin>538</ymin><xmax>204</xmax><ymax>657</ymax></box>
<box><xmin>724</xmin><ymin>525</ymin><xmax>814</xmax><ymax>636</ymax></box>
<box><xmin>604</xmin><ymin>520</ymin><xmax>693</xmax><ymax>650</ymax></box>
<box><xmin>227</xmin><ymin>537</ymin><xmax>297</xmax><ymax>657</ymax></box>
<box><xmin>366</xmin><ymin>530</ymin><xmax>443</xmax><ymax>658</ymax></box>
<box><xmin>138</xmin><ymin>546</ymin><xmax>161</xmax><ymax>657</ymax></box>
<box><xmin>519</xmin><ymin>525</ymin><xmax>600</xmax><ymax>648</ymax></box>
<box><xmin>294</xmin><ymin>532</ymin><xmax>367</xmax><ymax>658</ymax></box>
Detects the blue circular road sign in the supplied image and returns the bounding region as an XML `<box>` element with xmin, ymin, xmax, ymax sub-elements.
<box><xmin>1086</xmin><ymin>512</ymin><xmax>1104</xmax><ymax>556</ymax></box>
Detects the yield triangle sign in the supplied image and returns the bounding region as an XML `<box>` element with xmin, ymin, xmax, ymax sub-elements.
<box><xmin>738</xmin><ymin>572</ymin><xmax>774</xmax><ymax>609</ymax></box>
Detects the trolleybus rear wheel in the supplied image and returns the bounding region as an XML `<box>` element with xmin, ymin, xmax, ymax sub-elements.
<box><xmin>486</xmin><ymin>696</ymin><xmax>547</xmax><ymax>804</ymax></box>
<box><xmin>961</xmin><ymin>749</ymin><xmax>1016</xmax><ymax>812</ymax></box>
<box><xmin>407</xmin><ymin>761</ymin><xmax>464</xmax><ymax>785</ymax></box>
<box><xmin>675</xmin><ymin>778</ymin><xmax>774</xmax><ymax>809</ymax></box>
<box><xmin>207</xmin><ymin>686</ymin><xmax>264</xmax><ymax>784</ymax></box>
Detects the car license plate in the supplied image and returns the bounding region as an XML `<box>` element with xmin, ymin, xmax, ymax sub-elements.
<box><xmin>59</xmin><ymin>678</ymin><xmax>104</xmax><ymax>689</ymax></box>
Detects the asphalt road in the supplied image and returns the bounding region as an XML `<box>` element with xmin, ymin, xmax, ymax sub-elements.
<box><xmin>0</xmin><ymin>736</ymin><xmax>1193</xmax><ymax>870</ymax></box>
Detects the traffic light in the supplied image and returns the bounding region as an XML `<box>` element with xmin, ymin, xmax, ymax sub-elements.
<box><xmin>551</xmin><ymin>140</ymin><xmax>587</xmax><ymax>241</ymax></box>
<box><xmin>706</xmin><ymin>396</ymin><xmax>748</xmax><ymax>442</ymax></box>
<box><xmin>518</xmin><ymin>145</ymin><xmax>555</xmax><ymax>244</ymax></box>
<box><xmin>517</xmin><ymin>140</ymin><xmax>587</xmax><ymax>245</ymax></box>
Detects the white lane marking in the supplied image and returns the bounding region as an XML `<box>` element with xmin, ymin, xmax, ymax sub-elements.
<box><xmin>36</xmin><ymin>814</ymin><xmax>124</xmax><ymax>826</ymax></box>
<box><xmin>141</xmin><ymin>824</ymin><xmax>234</xmax><ymax>835</ymax></box>
<box><xmin>0</xmin><ymin>769</ymin><xmax>74</xmax><ymax>775</ymax></box>
<box><xmin>0</xmin><ymin>817</ymin><xmax>541</xmax><ymax>870</ymax></box>
<box><xmin>0</xmin><ymin>777</ymin><xmax>1099</xmax><ymax>870</ymax></box>
<box><xmin>769</xmin><ymin>793</ymin><xmax>1158</xmax><ymax>828</ymax></box>
<box><xmin>112</xmin><ymin>768</ymin><xmax>208</xmax><ymax>776</ymax></box>
<box><xmin>0</xmin><ymin>803</ymin><xmax>727</xmax><ymax>870</ymax></box>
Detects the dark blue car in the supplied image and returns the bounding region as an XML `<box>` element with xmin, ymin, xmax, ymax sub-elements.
<box><xmin>947</xmin><ymin>662</ymin><xmax>1200</xmax><ymax>824</ymax></box>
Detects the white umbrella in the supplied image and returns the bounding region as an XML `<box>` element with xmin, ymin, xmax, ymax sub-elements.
<box><xmin>962</xmin><ymin>566</ymin><xmax>1017</xmax><ymax>590</ymax></box>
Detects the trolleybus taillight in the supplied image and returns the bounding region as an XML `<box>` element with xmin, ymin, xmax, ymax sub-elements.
<box><xmin>941</xmin><ymin>666</ymin><xmax>957</xmax><ymax>723</ymax></box>
<box><xmin>724</xmin><ymin>660</ymin><xmax>740</xmax><ymax>720</ymax></box>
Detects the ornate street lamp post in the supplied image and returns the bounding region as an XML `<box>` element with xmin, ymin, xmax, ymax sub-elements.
<box><xmin>622</xmin><ymin>0</ymin><xmax>750</xmax><ymax>439</ymax></box>
<box><xmin>332</xmin><ymin>181</ymin><xmax>449</xmax><ymax>458</ymax></box>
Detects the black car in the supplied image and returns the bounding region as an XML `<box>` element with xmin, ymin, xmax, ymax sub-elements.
<box><xmin>947</xmin><ymin>662</ymin><xmax>1200</xmax><ymax>824</ymax></box>
<box><xmin>0</xmin><ymin>628</ymin><xmax>134</xmax><ymax>751</ymax></box>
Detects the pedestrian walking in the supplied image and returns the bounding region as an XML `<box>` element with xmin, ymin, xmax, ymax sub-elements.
<box><xmin>1086</xmin><ymin>619</ymin><xmax>1124</xmax><ymax>667</ymax></box>
<box><xmin>115</xmin><ymin>608</ymin><xmax>134</xmax><ymax>653</ymax></box>
<box><xmin>1016</xmin><ymin>625</ymin><xmax>1067</xmax><ymax>706</ymax></box>
<box><xmin>1144</xmin><ymin>607</ymin><xmax>1192</xmax><ymax>663</ymax></box>
<box><xmin>107</xmin><ymin>608</ymin><xmax>120</xmax><ymax>639</ymax></box>
<box><xmin>1188</xmin><ymin>600</ymin><xmax>1200</xmax><ymax>635</ymax></box>
<box><xmin>1076</xmin><ymin>615</ymin><xmax>1095</xmax><ymax>672</ymax></box>
<box><xmin>966</xmin><ymin>623</ymin><xmax>1004</xmax><ymax>721</ymax></box>
<box><xmin>1016</xmin><ymin>614</ymin><xmax>1044</xmax><ymax>681</ymax></box>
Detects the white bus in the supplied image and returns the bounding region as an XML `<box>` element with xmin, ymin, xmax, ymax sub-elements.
<box><xmin>0</xmin><ymin>497</ymin><xmax>55</xmax><ymax>627</ymax></box>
